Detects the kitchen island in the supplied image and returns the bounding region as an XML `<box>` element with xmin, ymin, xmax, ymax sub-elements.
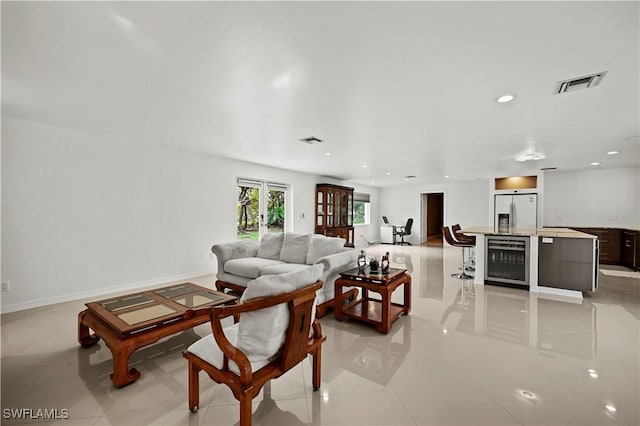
<box><xmin>462</xmin><ymin>227</ymin><xmax>598</xmax><ymax>299</ymax></box>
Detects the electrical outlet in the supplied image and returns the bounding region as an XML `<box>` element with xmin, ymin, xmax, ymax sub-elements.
<box><xmin>609</xmin><ymin>214</ymin><xmax>617</xmax><ymax>221</ymax></box>
<box><xmin>1</xmin><ymin>281</ymin><xmax>9</xmax><ymax>292</ymax></box>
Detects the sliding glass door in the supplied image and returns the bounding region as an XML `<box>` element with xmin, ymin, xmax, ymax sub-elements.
<box><xmin>237</xmin><ymin>179</ymin><xmax>287</xmax><ymax>240</ymax></box>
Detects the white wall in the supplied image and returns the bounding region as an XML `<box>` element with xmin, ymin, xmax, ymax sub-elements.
<box><xmin>543</xmin><ymin>168</ymin><xmax>640</xmax><ymax>229</ymax></box>
<box><xmin>1</xmin><ymin>117</ymin><xmax>376</xmax><ymax>312</ymax></box>
<box><xmin>379</xmin><ymin>179</ymin><xmax>491</xmax><ymax>244</ymax></box>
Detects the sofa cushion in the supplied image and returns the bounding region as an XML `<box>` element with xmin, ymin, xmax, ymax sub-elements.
<box><xmin>237</xmin><ymin>264</ymin><xmax>323</xmax><ymax>362</ymax></box>
<box><xmin>224</xmin><ymin>257</ymin><xmax>284</xmax><ymax>279</ymax></box>
<box><xmin>306</xmin><ymin>235</ymin><xmax>346</xmax><ymax>264</ymax></box>
<box><xmin>279</xmin><ymin>233</ymin><xmax>312</xmax><ymax>264</ymax></box>
<box><xmin>257</xmin><ymin>233</ymin><xmax>284</xmax><ymax>260</ymax></box>
<box><xmin>260</xmin><ymin>263</ymin><xmax>314</xmax><ymax>276</ymax></box>
<box><xmin>186</xmin><ymin>323</ymin><xmax>270</xmax><ymax>374</ymax></box>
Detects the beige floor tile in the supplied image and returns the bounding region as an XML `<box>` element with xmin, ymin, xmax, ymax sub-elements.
<box><xmin>1</xmin><ymin>244</ymin><xmax>638</xmax><ymax>426</ymax></box>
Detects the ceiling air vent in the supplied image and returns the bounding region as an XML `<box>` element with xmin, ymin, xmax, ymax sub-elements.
<box><xmin>299</xmin><ymin>136</ymin><xmax>323</xmax><ymax>144</ymax></box>
<box><xmin>554</xmin><ymin>71</ymin><xmax>607</xmax><ymax>94</ymax></box>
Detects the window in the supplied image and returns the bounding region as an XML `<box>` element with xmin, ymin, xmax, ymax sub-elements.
<box><xmin>353</xmin><ymin>192</ymin><xmax>370</xmax><ymax>225</ymax></box>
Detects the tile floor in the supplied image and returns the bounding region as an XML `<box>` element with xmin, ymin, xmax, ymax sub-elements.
<box><xmin>1</xmin><ymin>244</ymin><xmax>639</xmax><ymax>425</ymax></box>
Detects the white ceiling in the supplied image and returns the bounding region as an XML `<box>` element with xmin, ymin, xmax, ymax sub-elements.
<box><xmin>3</xmin><ymin>1</ymin><xmax>639</xmax><ymax>187</ymax></box>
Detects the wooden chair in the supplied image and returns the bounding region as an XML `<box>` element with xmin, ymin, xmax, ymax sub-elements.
<box><xmin>183</xmin><ymin>280</ymin><xmax>325</xmax><ymax>426</ymax></box>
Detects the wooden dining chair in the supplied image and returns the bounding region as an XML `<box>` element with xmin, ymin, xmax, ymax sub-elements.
<box><xmin>183</xmin><ymin>267</ymin><xmax>326</xmax><ymax>426</ymax></box>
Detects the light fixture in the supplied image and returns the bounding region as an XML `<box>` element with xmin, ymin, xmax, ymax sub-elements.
<box><xmin>404</xmin><ymin>175</ymin><xmax>416</xmax><ymax>181</ymax></box>
<box><xmin>607</xmin><ymin>151</ymin><xmax>619</xmax><ymax>155</ymax></box>
<box><xmin>362</xmin><ymin>164</ymin><xmax>368</xmax><ymax>168</ymax></box>
<box><xmin>591</xmin><ymin>162</ymin><xmax>601</xmax><ymax>166</ymax></box>
<box><xmin>519</xmin><ymin>390</ymin><xmax>536</xmax><ymax>399</ymax></box>
<box><xmin>299</xmin><ymin>136</ymin><xmax>322</xmax><ymax>144</ymax></box>
<box><xmin>515</xmin><ymin>152</ymin><xmax>546</xmax><ymax>162</ymax></box>
<box><xmin>324</xmin><ymin>152</ymin><xmax>331</xmax><ymax>156</ymax></box>
<box><xmin>445</xmin><ymin>175</ymin><xmax>450</xmax><ymax>179</ymax></box>
<box><xmin>605</xmin><ymin>404</ymin><xmax>617</xmax><ymax>413</ymax></box>
<box><xmin>496</xmin><ymin>94</ymin><xmax>515</xmax><ymax>103</ymax></box>
<box><xmin>386</xmin><ymin>172</ymin><xmax>391</xmax><ymax>176</ymax></box>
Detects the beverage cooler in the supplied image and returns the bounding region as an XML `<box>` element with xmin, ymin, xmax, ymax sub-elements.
<box><xmin>485</xmin><ymin>236</ymin><xmax>530</xmax><ymax>287</ymax></box>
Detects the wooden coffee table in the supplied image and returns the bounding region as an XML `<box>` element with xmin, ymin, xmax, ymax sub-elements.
<box><xmin>334</xmin><ymin>267</ymin><xmax>411</xmax><ymax>333</ymax></box>
<box><xmin>78</xmin><ymin>282</ymin><xmax>236</xmax><ymax>387</ymax></box>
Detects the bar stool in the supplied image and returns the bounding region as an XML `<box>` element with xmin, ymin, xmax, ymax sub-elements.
<box><xmin>452</xmin><ymin>224</ymin><xmax>476</xmax><ymax>272</ymax></box>
<box><xmin>443</xmin><ymin>226</ymin><xmax>474</xmax><ymax>280</ymax></box>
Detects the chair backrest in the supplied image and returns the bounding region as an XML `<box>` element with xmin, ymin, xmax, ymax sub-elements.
<box><xmin>451</xmin><ymin>223</ymin><xmax>475</xmax><ymax>245</ymax></box>
<box><xmin>279</xmin><ymin>282</ymin><xmax>322</xmax><ymax>371</ymax></box>
<box><xmin>442</xmin><ymin>226</ymin><xmax>458</xmax><ymax>247</ymax></box>
<box><xmin>404</xmin><ymin>218</ymin><xmax>414</xmax><ymax>235</ymax></box>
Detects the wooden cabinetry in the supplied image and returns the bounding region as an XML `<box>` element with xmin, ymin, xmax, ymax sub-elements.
<box><xmin>573</xmin><ymin>228</ymin><xmax>621</xmax><ymax>264</ymax></box>
<box><xmin>315</xmin><ymin>184</ymin><xmax>354</xmax><ymax>247</ymax></box>
<box><xmin>622</xmin><ymin>230</ymin><xmax>638</xmax><ymax>270</ymax></box>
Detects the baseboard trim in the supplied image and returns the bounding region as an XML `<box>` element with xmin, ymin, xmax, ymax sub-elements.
<box><xmin>0</xmin><ymin>270</ymin><xmax>215</xmax><ymax>314</ymax></box>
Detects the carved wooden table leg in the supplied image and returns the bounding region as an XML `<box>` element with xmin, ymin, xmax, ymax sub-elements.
<box><xmin>334</xmin><ymin>279</ymin><xmax>345</xmax><ymax>321</ymax></box>
<box><xmin>403</xmin><ymin>275</ymin><xmax>412</xmax><ymax>315</ymax></box>
<box><xmin>377</xmin><ymin>287</ymin><xmax>391</xmax><ymax>334</ymax></box>
<box><xmin>110</xmin><ymin>345</ymin><xmax>141</xmax><ymax>388</ymax></box>
<box><xmin>78</xmin><ymin>310</ymin><xmax>100</xmax><ymax>347</ymax></box>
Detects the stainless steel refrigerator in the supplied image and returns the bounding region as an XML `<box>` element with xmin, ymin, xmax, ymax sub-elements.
<box><xmin>494</xmin><ymin>193</ymin><xmax>538</xmax><ymax>230</ymax></box>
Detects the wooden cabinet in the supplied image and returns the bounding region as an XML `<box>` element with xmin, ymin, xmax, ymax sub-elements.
<box><xmin>315</xmin><ymin>184</ymin><xmax>354</xmax><ymax>247</ymax></box>
<box><xmin>622</xmin><ymin>230</ymin><xmax>638</xmax><ymax>270</ymax></box>
<box><xmin>573</xmin><ymin>228</ymin><xmax>621</xmax><ymax>264</ymax></box>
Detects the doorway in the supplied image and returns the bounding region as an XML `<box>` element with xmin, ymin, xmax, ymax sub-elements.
<box><xmin>421</xmin><ymin>192</ymin><xmax>444</xmax><ymax>246</ymax></box>
<box><xmin>237</xmin><ymin>179</ymin><xmax>287</xmax><ymax>240</ymax></box>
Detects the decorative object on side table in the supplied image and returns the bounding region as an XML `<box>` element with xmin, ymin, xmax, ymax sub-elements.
<box><xmin>357</xmin><ymin>250</ymin><xmax>367</xmax><ymax>273</ymax></box>
<box><xmin>381</xmin><ymin>252</ymin><xmax>390</xmax><ymax>274</ymax></box>
<box><xmin>369</xmin><ymin>258</ymin><xmax>379</xmax><ymax>273</ymax></box>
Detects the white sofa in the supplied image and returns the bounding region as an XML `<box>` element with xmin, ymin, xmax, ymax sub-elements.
<box><xmin>212</xmin><ymin>233</ymin><xmax>358</xmax><ymax>317</ymax></box>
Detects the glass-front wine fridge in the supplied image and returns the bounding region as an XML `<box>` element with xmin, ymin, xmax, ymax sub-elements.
<box><xmin>485</xmin><ymin>236</ymin><xmax>530</xmax><ymax>287</ymax></box>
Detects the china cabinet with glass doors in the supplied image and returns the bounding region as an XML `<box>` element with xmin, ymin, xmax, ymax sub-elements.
<box><xmin>315</xmin><ymin>184</ymin><xmax>354</xmax><ymax>247</ymax></box>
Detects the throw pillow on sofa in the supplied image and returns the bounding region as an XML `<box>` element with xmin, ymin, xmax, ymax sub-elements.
<box><xmin>279</xmin><ymin>233</ymin><xmax>312</xmax><ymax>264</ymax></box>
<box><xmin>257</xmin><ymin>233</ymin><xmax>284</xmax><ymax>260</ymax></box>
<box><xmin>306</xmin><ymin>235</ymin><xmax>346</xmax><ymax>264</ymax></box>
<box><xmin>237</xmin><ymin>264</ymin><xmax>323</xmax><ymax>362</ymax></box>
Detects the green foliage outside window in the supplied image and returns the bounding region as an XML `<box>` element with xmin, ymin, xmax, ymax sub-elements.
<box><xmin>354</xmin><ymin>201</ymin><xmax>368</xmax><ymax>225</ymax></box>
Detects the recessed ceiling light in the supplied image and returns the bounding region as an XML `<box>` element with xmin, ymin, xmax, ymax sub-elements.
<box><xmin>515</xmin><ymin>152</ymin><xmax>546</xmax><ymax>162</ymax></box>
<box><xmin>445</xmin><ymin>175</ymin><xmax>450</xmax><ymax>179</ymax></box>
<box><xmin>591</xmin><ymin>162</ymin><xmax>601</xmax><ymax>166</ymax></box>
<box><xmin>607</xmin><ymin>151</ymin><xmax>619</xmax><ymax>155</ymax></box>
<box><xmin>362</xmin><ymin>164</ymin><xmax>368</xmax><ymax>168</ymax></box>
<box><xmin>324</xmin><ymin>152</ymin><xmax>331</xmax><ymax>156</ymax></box>
<box><xmin>519</xmin><ymin>390</ymin><xmax>536</xmax><ymax>399</ymax></box>
<box><xmin>605</xmin><ymin>404</ymin><xmax>617</xmax><ymax>413</ymax></box>
<box><xmin>386</xmin><ymin>172</ymin><xmax>391</xmax><ymax>176</ymax></box>
<box><xmin>496</xmin><ymin>94</ymin><xmax>515</xmax><ymax>103</ymax></box>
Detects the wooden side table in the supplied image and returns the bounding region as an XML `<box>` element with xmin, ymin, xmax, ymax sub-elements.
<box><xmin>334</xmin><ymin>267</ymin><xmax>411</xmax><ymax>333</ymax></box>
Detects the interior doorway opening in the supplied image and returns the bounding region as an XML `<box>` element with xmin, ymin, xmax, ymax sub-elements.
<box><xmin>421</xmin><ymin>192</ymin><xmax>444</xmax><ymax>246</ymax></box>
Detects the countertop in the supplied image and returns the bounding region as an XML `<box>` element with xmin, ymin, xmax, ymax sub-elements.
<box><xmin>462</xmin><ymin>226</ymin><xmax>597</xmax><ymax>239</ymax></box>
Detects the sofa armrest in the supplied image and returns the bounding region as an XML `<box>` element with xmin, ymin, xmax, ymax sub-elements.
<box><xmin>314</xmin><ymin>249</ymin><xmax>358</xmax><ymax>275</ymax></box>
<box><xmin>211</xmin><ymin>240</ymin><xmax>260</xmax><ymax>274</ymax></box>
